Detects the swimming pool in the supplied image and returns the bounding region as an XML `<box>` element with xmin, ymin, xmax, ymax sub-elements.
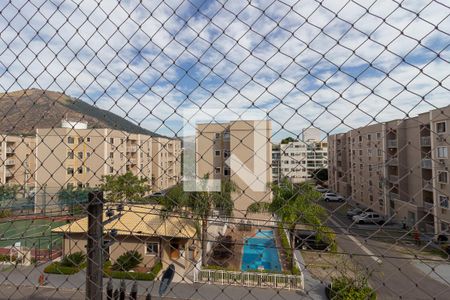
<box><xmin>241</xmin><ymin>230</ymin><xmax>281</xmax><ymax>272</ymax></box>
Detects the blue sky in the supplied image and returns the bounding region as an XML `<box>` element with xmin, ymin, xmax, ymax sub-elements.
<box><xmin>0</xmin><ymin>0</ymin><xmax>449</xmax><ymax>141</ymax></box>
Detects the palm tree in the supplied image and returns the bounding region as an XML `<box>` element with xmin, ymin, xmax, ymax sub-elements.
<box><xmin>270</xmin><ymin>179</ymin><xmax>331</xmax><ymax>270</ymax></box>
<box><xmin>159</xmin><ymin>175</ymin><xmax>237</xmax><ymax>266</ymax></box>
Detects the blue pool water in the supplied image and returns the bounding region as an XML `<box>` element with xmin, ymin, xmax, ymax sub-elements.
<box><xmin>241</xmin><ymin>230</ymin><xmax>281</xmax><ymax>272</ymax></box>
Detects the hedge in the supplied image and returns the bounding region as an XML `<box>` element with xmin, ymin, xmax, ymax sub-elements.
<box><xmin>325</xmin><ymin>278</ymin><xmax>376</xmax><ymax>300</ymax></box>
<box><xmin>44</xmin><ymin>262</ymin><xmax>82</xmax><ymax>275</ymax></box>
<box><xmin>104</xmin><ymin>261</ymin><xmax>162</xmax><ymax>281</ymax></box>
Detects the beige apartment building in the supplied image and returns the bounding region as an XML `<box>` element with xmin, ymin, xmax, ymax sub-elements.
<box><xmin>196</xmin><ymin>120</ymin><xmax>272</xmax><ymax>216</ymax></box>
<box><xmin>0</xmin><ymin>120</ymin><xmax>181</xmax><ymax>210</ymax></box>
<box><xmin>328</xmin><ymin>105</ymin><xmax>450</xmax><ymax>235</ymax></box>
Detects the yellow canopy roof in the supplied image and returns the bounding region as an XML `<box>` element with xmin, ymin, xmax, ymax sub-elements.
<box><xmin>52</xmin><ymin>204</ymin><xmax>197</xmax><ymax>239</ymax></box>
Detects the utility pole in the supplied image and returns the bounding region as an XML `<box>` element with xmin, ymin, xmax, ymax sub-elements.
<box><xmin>86</xmin><ymin>190</ymin><xmax>104</xmax><ymax>300</ymax></box>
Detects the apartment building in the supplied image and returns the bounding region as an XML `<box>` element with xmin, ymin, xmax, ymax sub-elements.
<box><xmin>328</xmin><ymin>105</ymin><xmax>450</xmax><ymax>235</ymax></box>
<box><xmin>0</xmin><ymin>120</ymin><xmax>181</xmax><ymax>210</ymax></box>
<box><xmin>272</xmin><ymin>144</ymin><xmax>281</xmax><ymax>183</ymax></box>
<box><xmin>278</xmin><ymin>138</ymin><xmax>328</xmax><ymax>183</ymax></box>
<box><xmin>196</xmin><ymin>120</ymin><xmax>272</xmax><ymax>216</ymax></box>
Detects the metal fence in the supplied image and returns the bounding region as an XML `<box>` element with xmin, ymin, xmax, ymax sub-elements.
<box><xmin>0</xmin><ymin>0</ymin><xmax>450</xmax><ymax>299</ymax></box>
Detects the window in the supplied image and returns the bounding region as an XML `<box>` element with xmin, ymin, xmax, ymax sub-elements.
<box><xmin>358</xmin><ymin>136</ymin><xmax>362</xmax><ymax>142</ymax></box>
<box><xmin>438</xmin><ymin>171</ymin><xmax>448</xmax><ymax>184</ymax></box>
<box><xmin>376</xmin><ymin>132</ymin><xmax>381</xmax><ymax>139</ymax></box>
<box><xmin>78</xmin><ymin>137</ymin><xmax>84</xmax><ymax>144</ymax></box>
<box><xmin>215</xmin><ymin>133</ymin><xmax>220</xmax><ymax>139</ymax></box>
<box><xmin>214</xmin><ymin>167</ymin><xmax>221</xmax><ymax>174</ymax></box>
<box><xmin>437</xmin><ymin>147</ymin><xmax>448</xmax><ymax>158</ymax></box>
<box><xmin>109</xmin><ymin>166</ymin><xmax>114</xmax><ymax>173</ymax></box>
<box><xmin>215</xmin><ymin>150</ymin><xmax>221</xmax><ymax>156</ymax></box>
<box><xmin>368</xmin><ymin>149</ymin><xmax>373</xmax><ymax>157</ymax></box>
<box><xmin>86</xmin><ymin>137</ymin><xmax>91</xmax><ymax>143</ymax></box>
<box><xmin>77</xmin><ymin>167</ymin><xmax>83</xmax><ymax>174</ymax></box>
<box><xmin>109</xmin><ymin>152</ymin><xmax>114</xmax><ymax>159</ymax></box>
<box><xmin>377</xmin><ymin>149</ymin><xmax>383</xmax><ymax>157</ymax></box>
<box><xmin>67</xmin><ymin>168</ymin><xmax>74</xmax><ymax>175</ymax></box>
<box><xmin>110</xmin><ymin>138</ymin><xmax>114</xmax><ymax>144</ymax></box>
<box><xmin>77</xmin><ymin>152</ymin><xmax>83</xmax><ymax>159</ymax></box>
<box><xmin>77</xmin><ymin>182</ymin><xmax>83</xmax><ymax>188</ymax></box>
<box><xmin>436</xmin><ymin>121</ymin><xmax>447</xmax><ymax>133</ymax></box>
<box><xmin>145</xmin><ymin>242</ymin><xmax>159</xmax><ymax>255</ymax></box>
<box><xmin>439</xmin><ymin>195</ymin><xmax>449</xmax><ymax>208</ymax></box>
<box><xmin>67</xmin><ymin>151</ymin><xmax>74</xmax><ymax>159</ymax></box>
<box><xmin>86</xmin><ymin>152</ymin><xmax>91</xmax><ymax>158</ymax></box>
<box><xmin>67</xmin><ymin>137</ymin><xmax>74</xmax><ymax>144</ymax></box>
<box><xmin>223</xmin><ymin>150</ymin><xmax>230</xmax><ymax>158</ymax></box>
<box><xmin>224</xmin><ymin>168</ymin><xmax>230</xmax><ymax>176</ymax></box>
<box><xmin>367</xmin><ymin>134</ymin><xmax>371</xmax><ymax>140</ymax></box>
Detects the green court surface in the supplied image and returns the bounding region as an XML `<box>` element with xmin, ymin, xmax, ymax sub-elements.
<box><xmin>0</xmin><ymin>219</ymin><xmax>65</xmax><ymax>249</ymax></box>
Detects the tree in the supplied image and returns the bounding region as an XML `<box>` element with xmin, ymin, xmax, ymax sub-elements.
<box><xmin>159</xmin><ymin>175</ymin><xmax>237</xmax><ymax>266</ymax></box>
<box><xmin>58</xmin><ymin>186</ymin><xmax>92</xmax><ymax>215</ymax></box>
<box><xmin>311</xmin><ymin>168</ymin><xmax>328</xmax><ymax>183</ymax></box>
<box><xmin>281</xmin><ymin>137</ymin><xmax>295</xmax><ymax>144</ymax></box>
<box><xmin>101</xmin><ymin>172</ymin><xmax>150</xmax><ymax>203</ymax></box>
<box><xmin>270</xmin><ymin>179</ymin><xmax>334</xmax><ymax>269</ymax></box>
<box><xmin>0</xmin><ymin>185</ymin><xmax>19</xmax><ymax>202</ymax></box>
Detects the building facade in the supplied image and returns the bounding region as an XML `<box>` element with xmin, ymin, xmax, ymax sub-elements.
<box><xmin>277</xmin><ymin>137</ymin><xmax>328</xmax><ymax>184</ymax></box>
<box><xmin>0</xmin><ymin>120</ymin><xmax>181</xmax><ymax>210</ymax></box>
<box><xmin>328</xmin><ymin>105</ymin><xmax>450</xmax><ymax>235</ymax></box>
<box><xmin>196</xmin><ymin>120</ymin><xmax>272</xmax><ymax>216</ymax></box>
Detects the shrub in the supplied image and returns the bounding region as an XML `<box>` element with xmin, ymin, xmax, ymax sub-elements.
<box><xmin>112</xmin><ymin>250</ymin><xmax>143</xmax><ymax>271</ymax></box>
<box><xmin>44</xmin><ymin>262</ymin><xmax>80</xmax><ymax>275</ymax></box>
<box><xmin>327</xmin><ymin>276</ymin><xmax>376</xmax><ymax>300</ymax></box>
<box><xmin>60</xmin><ymin>252</ymin><xmax>86</xmax><ymax>268</ymax></box>
<box><xmin>104</xmin><ymin>260</ymin><xmax>162</xmax><ymax>281</ymax></box>
<box><xmin>0</xmin><ymin>209</ymin><xmax>12</xmax><ymax>219</ymax></box>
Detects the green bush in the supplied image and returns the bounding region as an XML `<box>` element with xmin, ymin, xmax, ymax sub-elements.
<box><xmin>104</xmin><ymin>260</ymin><xmax>162</xmax><ymax>281</ymax></box>
<box><xmin>0</xmin><ymin>254</ymin><xmax>15</xmax><ymax>262</ymax></box>
<box><xmin>60</xmin><ymin>252</ymin><xmax>86</xmax><ymax>268</ymax></box>
<box><xmin>112</xmin><ymin>250</ymin><xmax>143</xmax><ymax>271</ymax></box>
<box><xmin>44</xmin><ymin>262</ymin><xmax>80</xmax><ymax>275</ymax></box>
<box><xmin>327</xmin><ymin>277</ymin><xmax>376</xmax><ymax>300</ymax></box>
<box><xmin>0</xmin><ymin>209</ymin><xmax>12</xmax><ymax>218</ymax></box>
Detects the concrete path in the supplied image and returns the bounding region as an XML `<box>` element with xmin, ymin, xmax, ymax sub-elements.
<box><xmin>294</xmin><ymin>250</ymin><xmax>327</xmax><ymax>299</ymax></box>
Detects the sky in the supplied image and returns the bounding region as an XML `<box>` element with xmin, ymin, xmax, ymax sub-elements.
<box><xmin>0</xmin><ymin>0</ymin><xmax>449</xmax><ymax>141</ymax></box>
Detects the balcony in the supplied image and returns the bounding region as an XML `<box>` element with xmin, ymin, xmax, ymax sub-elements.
<box><xmin>126</xmin><ymin>158</ymin><xmax>136</xmax><ymax>165</ymax></box>
<box><xmin>389</xmin><ymin>175</ymin><xmax>398</xmax><ymax>183</ymax></box>
<box><xmin>424</xmin><ymin>201</ymin><xmax>434</xmax><ymax>211</ymax></box>
<box><xmin>387</xmin><ymin>158</ymin><xmax>398</xmax><ymax>166</ymax></box>
<box><xmin>6</xmin><ymin>147</ymin><xmax>14</xmax><ymax>154</ymax></box>
<box><xmin>126</xmin><ymin>146</ymin><xmax>138</xmax><ymax>153</ymax></box>
<box><xmin>420</xmin><ymin>136</ymin><xmax>431</xmax><ymax>147</ymax></box>
<box><xmin>387</xmin><ymin>139</ymin><xmax>397</xmax><ymax>148</ymax></box>
<box><xmin>423</xmin><ymin>179</ymin><xmax>433</xmax><ymax>192</ymax></box>
<box><xmin>421</xmin><ymin>159</ymin><xmax>432</xmax><ymax>169</ymax></box>
<box><xmin>5</xmin><ymin>170</ymin><xmax>13</xmax><ymax>177</ymax></box>
<box><xmin>5</xmin><ymin>159</ymin><xmax>15</xmax><ymax>166</ymax></box>
<box><xmin>389</xmin><ymin>191</ymin><xmax>400</xmax><ymax>200</ymax></box>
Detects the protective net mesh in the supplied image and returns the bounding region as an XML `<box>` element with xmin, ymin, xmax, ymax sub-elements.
<box><xmin>0</xmin><ymin>0</ymin><xmax>450</xmax><ymax>299</ymax></box>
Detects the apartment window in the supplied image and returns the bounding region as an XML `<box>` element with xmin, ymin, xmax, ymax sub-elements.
<box><xmin>436</xmin><ymin>121</ymin><xmax>447</xmax><ymax>133</ymax></box>
<box><xmin>215</xmin><ymin>133</ymin><xmax>220</xmax><ymax>139</ymax></box>
<box><xmin>86</xmin><ymin>167</ymin><xmax>91</xmax><ymax>173</ymax></box>
<box><xmin>439</xmin><ymin>195</ymin><xmax>449</xmax><ymax>209</ymax></box>
<box><xmin>359</xmin><ymin>150</ymin><xmax>363</xmax><ymax>155</ymax></box>
<box><xmin>109</xmin><ymin>152</ymin><xmax>114</xmax><ymax>159</ymax></box>
<box><xmin>145</xmin><ymin>242</ymin><xmax>159</xmax><ymax>255</ymax></box>
<box><xmin>223</xmin><ymin>150</ymin><xmax>230</xmax><ymax>158</ymax></box>
<box><xmin>214</xmin><ymin>167</ymin><xmax>221</xmax><ymax>174</ymax></box>
<box><xmin>78</xmin><ymin>137</ymin><xmax>84</xmax><ymax>144</ymax></box>
<box><xmin>77</xmin><ymin>152</ymin><xmax>83</xmax><ymax>159</ymax></box>
<box><xmin>77</xmin><ymin>182</ymin><xmax>83</xmax><ymax>188</ymax></box>
<box><xmin>86</xmin><ymin>137</ymin><xmax>91</xmax><ymax>143</ymax></box>
<box><xmin>77</xmin><ymin>167</ymin><xmax>83</xmax><ymax>174</ymax></box>
<box><xmin>377</xmin><ymin>149</ymin><xmax>382</xmax><ymax>157</ymax></box>
<box><xmin>67</xmin><ymin>168</ymin><xmax>74</xmax><ymax>175</ymax></box>
<box><xmin>86</xmin><ymin>152</ymin><xmax>91</xmax><ymax>158</ymax></box>
<box><xmin>438</xmin><ymin>171</ymin><xmax>448</xmax><ymax>184</ymax></box>
<box><xmin>110</xmin><ymin>138</ymin><xmax>114</xmax><ymax>144</ymax></box>
<box><xmin>215</xmin><ymin>150</ymin><xmax>221</xmax><ymax>156</ymax></box>
<box><xmin>358</xmin><ymin>136</ymin><xmax>362</xmax><ymax>142</ymax></box>
<box><xmin>67</xmin><ymin>151</ymin><xmax>74</xmax><ymax>159</ymax></box>
<box><xmin>367</xmin><ymin>134</ymin><xmax>371</xmax><ymax>140</ymax></box>
<box><xmin>437</xmin><ymin>147</ymin><xmax>448</xmax><ymax>158</ymax></box>
<box><xmin>368</xmin><ymin>149</ymin><xmax>373</xmax><ymax>157</ymax></box>
<box><xmin>224</xmin><ymin>168</ymin><xmax>230</xmax><ymax>176</ymax></box>
<box><xmin>67</xmin><ymin>136</ymin><xmax>74</xmax><ymax>144</ymax></box>
<box><xmin>109</xmin><ymin>166</ymin><xmax>114</xmax><ymax>173</ymax></box>
<box><xmin>67</xmin><ymin>183</ymin><xmax>74</xmax><ymax>189</ymax></box>
<box><xmin>376</xmin><ymin>132</ymin><xmax>381</xmax><ymax>139</ymax></box>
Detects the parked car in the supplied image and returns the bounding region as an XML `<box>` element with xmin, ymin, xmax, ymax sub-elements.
<box><xmin>353</xmin><ymin>212</ymin><xmax>385</xmax><ymax>224</ymax></box>
<box><xmin>315</xmin><ymin>185</ymin><xmax>329</xmax><ymax>193</ymax></box>
<box><xmin>323</xmin><ymin>192</ymin><xmax>344</xmax><ymax>202</ymax></box>
<box><xmin>346</xmin><ymin>208</ymin><xmax>373</xmax><ymax>219</ymax></box>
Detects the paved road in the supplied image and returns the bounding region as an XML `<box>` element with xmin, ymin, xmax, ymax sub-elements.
<box><xmin>322</xmin><ymin>201</ymin><xmax>450</xmax><ymax>300</ymax></box>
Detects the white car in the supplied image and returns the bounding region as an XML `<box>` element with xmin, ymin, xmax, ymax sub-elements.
<box><xmin>323</xmin><ymin>192</ymin><xmax>344</xmax><ymax>202</ymax></box>
<box><xmin>315</xmin><ymin>185</ymin><xmax>329</xmax><ymax>193</ymax></box>
<box><xmin>353</xmin><ymin>212</ymin><xmax>385</xmax><ymax>224</ymax></box>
